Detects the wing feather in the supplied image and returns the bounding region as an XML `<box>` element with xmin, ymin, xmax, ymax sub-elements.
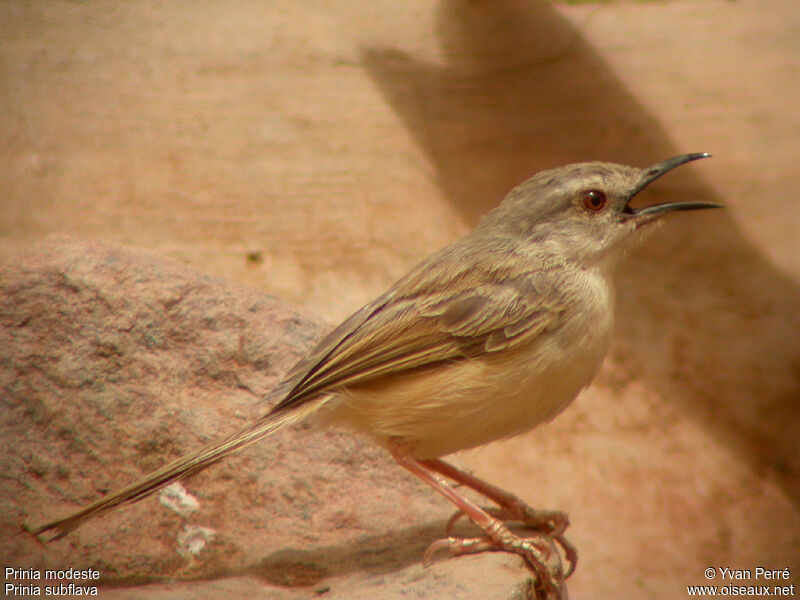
<box><xmin>272</xmin><ymin>242</ymin><xmax>567</xmax><ymax>412</ymax></box>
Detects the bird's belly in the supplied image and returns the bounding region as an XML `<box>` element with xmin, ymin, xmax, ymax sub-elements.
<box><xmin>328</xmin><ymin>322</ymin><xmax>611</xmax><ymax>459</ymax></box>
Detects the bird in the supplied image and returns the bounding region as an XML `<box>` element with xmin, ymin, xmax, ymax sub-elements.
<box><xmin>31</xmin><ymin>153</ymin><xmax>720</xmax><ymax>600</ymax></box>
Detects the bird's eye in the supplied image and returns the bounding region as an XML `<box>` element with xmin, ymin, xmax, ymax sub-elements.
<box><xmin>583</xmin><ymin>189</ymin><xmax>607</xmax><ymax>212</ymax></box>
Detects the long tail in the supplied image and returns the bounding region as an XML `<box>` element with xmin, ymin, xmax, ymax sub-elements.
<box><xmin>30</xmin><ymin>396</ymin><xmax>326</xmax><ymax>542</ymax></box>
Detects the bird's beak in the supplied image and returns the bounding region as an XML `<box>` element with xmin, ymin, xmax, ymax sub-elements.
<box><xmin>622</xmin><ymin>153</ymin><xmax>723</xmax><ymax>223</ymax></box>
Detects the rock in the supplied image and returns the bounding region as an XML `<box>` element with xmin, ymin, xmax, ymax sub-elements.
<box><xmin>0</xmin><ymin>236</ymin><xmax>532</xmax><ymax>599</ymax></box>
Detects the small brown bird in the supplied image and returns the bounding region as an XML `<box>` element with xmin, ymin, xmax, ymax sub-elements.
<box><xmin>33</xmin><ymin>153</ymin><xmax>720</xmax><ymax>599</ymax></box>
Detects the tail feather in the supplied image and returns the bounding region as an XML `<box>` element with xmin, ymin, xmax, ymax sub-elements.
<box><xmin>30</xmin><ymin>398</ymin><xmax>324</xmax><ymax>541</ymax></box>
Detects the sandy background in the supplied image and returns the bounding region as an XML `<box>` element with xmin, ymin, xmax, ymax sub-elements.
<box><xmin>2</xmin><ymin>1</ymin><xmax>799</xmax><ymax>598</ymax></box>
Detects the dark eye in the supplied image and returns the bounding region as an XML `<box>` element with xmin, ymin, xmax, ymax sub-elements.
<box><xmin>583</xmin><ymin>189</ymin><xmax>607</xmax><ymax>212</ymax></box>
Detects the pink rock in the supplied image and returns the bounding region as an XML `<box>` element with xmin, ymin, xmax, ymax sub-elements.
<box><xmin>0</xmin><ymin>236</ymin><xmax>530</xmax><ymax>599</ymax></box>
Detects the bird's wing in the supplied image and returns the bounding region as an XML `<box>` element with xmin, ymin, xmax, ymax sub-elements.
<box><xmin>272</xmin><ymin>246</ymin><xmax>567</xmax><ymax>412</ymax></box>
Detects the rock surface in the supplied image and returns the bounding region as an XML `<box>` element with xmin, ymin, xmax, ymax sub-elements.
<box><xmin>0</xmin><ymin>237</ymin><xmax>533</xmax><ymax>599</ymax></box>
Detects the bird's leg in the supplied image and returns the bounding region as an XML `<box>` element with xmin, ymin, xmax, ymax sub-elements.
<box><xmin>389</xmin><ymin>446</ymin><xmax>567</xmax><ymax>600</ymax></box>
<box><xmin>422</xmin><ymin>458</ymin><xmax>569</xmax><ymax>534</ymax></box>
<box><xmin>421</xmin><ymin>457</ymin><xmax>577</xmax><ymax>577</ymax></box>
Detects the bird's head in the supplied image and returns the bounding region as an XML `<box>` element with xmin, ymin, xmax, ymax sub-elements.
<box><xmin>484</xmin><ymin>153</ymin><xmax>721</xmax><ymax>268</ymax></box>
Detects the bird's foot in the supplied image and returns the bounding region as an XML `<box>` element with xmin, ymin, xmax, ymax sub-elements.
<box><xmin>446</xmin><ymin>505</ymin><xmax>576</xmax><ymax>577</ymax></box>
<box><xmin>390</xmin><ymin>452</ymin><xmax>572</xmax><ymax>597</ymax></box>
<box><xmin>424</xmin><ymin>523</ymin><xmax>567</xmax><ymax>600</ymax></box>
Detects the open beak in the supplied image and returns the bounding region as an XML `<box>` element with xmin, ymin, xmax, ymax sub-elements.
<box><xmin>621</xmin><ymin>153</ymin><xmax>723</xmax><ymax>223</ymax></box>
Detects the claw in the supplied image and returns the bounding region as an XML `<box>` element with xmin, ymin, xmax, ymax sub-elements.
<box><xmin>516</xmin><ymin>507</ymin><xmax>570</xmax><ymax>537</ymax></box>
<box><xmin>444</xmin><ymin>509</ymin><xmax>466</xmax><ymax>535</ymax></box>
<box><xmin>555</xmin><ymin>533</ymin><xmax>578</xmax><ymax>578</ymax></box>
<box><xmin>423</xmin><ymin>537</ymin><xmax>458</xmax><ymax>566</ymax></box>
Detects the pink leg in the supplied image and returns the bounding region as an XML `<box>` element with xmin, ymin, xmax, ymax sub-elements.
<box><xmin>421</xmin><ymin>457</ymin><xmax>577</xmax><ymax>576</ymax></box>
<box><xmin>390</xmin><ymin>446</ymin><xmax>567</xmax><ymax>600</ymax></box>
